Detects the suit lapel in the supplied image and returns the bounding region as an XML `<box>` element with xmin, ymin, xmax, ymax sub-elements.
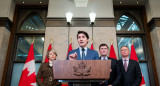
<box><xmin>120</xmin><ymin>60</ymin><xmax>126</xmax><ymax>73</ymax></box>
<box><xmin>127</xmin><ymin>59</ymin><xmax>132</xmax><ymax>72</ymax></box>
<box><xmin>86</xmin><ymin>47</ymin><xmax>90</xmax><ymax>60</ymax></box>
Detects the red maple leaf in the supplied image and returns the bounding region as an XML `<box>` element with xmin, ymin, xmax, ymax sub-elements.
<box><xmin>19</xmin><ymin>68</ymin><xmax>36</xmax><ymax>86</ymax></box>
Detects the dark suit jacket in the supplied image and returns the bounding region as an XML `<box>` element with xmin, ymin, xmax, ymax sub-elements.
<box><xmin>118</xmin><ymin>59</ymin><xmax>142</xmax><ymax>86</ymax></box>
<box><xmin>36</xmin><ymin>62</ymin><xmax>61</xmax><ymax>86</ymax></box>
<box><xmin>99</xmin><ymin>57</ymin><xmax>121</xmax><ymax>86</ymax></box>
<box><xmin>67</xmin><ymin>47</ymin><xmax>99</xmax><ymax>60</ymax></box>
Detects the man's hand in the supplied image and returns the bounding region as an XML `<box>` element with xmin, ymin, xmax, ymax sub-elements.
<box><xmin>69</xmin><ymin>52</ymin><xmax>77</xmax><ymax>60</ymax></box>
<box><xmin>108</xmin><ymin>85</ymin><xmax>112</xmax><ymax>86</ymax></box>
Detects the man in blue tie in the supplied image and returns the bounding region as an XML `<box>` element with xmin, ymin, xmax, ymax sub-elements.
<box><xmin>67</xmin><ymin>30</ymin><xmax>99</xmax><ymax>86</ymax></box>
<box><xmin>67</xmin><ymin>30</ymin><xmax>99</xmax><ymax>60</ymax></box>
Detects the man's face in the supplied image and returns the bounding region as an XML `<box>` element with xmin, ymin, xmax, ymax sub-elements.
<box><xmin>77</xmin><ymin>33</ymin><xmax>88</xmax><ymax>48</ymax></box>
<box><xmin>120</xmin><ymin>46</ymin><xmax>130</xmax><ymax>58</ymax></box>
<box><xmin>99</xmin><ymin>46</ymin><xmax>108</xmax><ymax>57</ymax></box>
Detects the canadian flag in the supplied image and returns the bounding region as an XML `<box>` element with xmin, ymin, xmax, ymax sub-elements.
<box><xmin>130</xmin><ymin>44</ymin><xmax>146</xmax><ymax>86</ymax></box>
<box><xmin>44</xmin><ymin>43</ymin><xmax>52</xmax><ymax>63</ymax></box>
<box><xmin>90</xmin><ymin>42</ymin><xmax>94</xmax><ymax>50</ymax></box>
<box><xmin>109</xmin><ymin>44</ymin><xmax>117</xmax><ymax>59</ymax></box>
<box><xmin>67</xmin><ymin>43</ymin><xmax>72</xmax><ymax>59</ymax></box>
<box><xmin>18</xmin><ymin>43</ymin><xmax>36</xmax><ymax>86</ymax></box>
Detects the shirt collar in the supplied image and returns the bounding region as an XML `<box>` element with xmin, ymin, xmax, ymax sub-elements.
<box><xmin>122</xmin><ymin>57</ymin><xmax>129</xmax><ymax>61</ymax></box>
<box><xmin>79</xmin><ymin>47</ymin><xmax>88</xmax><ymax>51</ymax></box>
<box><xmin>49</xmin><ymin>60</ymin><xmax>53</xmax><ymax>67</ymax></box>
<box><xmin>101</xmin><ymin>56</ymin><xmax>108</xmax><ymax>60</ymax></box>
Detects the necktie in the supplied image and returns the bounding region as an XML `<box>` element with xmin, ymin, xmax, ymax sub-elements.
<box><xmin>124</xmin><ymin>59</ymin><xmax>128</xmax><ymax>72</ymax></box>
<box><xmin>82</xmin><ymin>48</ymin><xmax>85</xmax><ymax>60</ymax></box>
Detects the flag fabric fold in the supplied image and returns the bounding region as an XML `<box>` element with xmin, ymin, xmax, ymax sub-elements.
<box><xmin>18</xmin><ymin>43</ymin><xmax>36</xmax><ymax>86</ymax></box>
<box><xmin>109</xmin><ymin>44</ymin><xmax>117</xmax><ymax>59</ymax></box>
<box><xmin>44</xmin><ymin>43</ymin><xmax>52</xmax><ymax>63</ymax></box>
<box><xmin>130</xmin><ymin>44</ymin><xmax>146</xmax><ymax>86</ymax></box>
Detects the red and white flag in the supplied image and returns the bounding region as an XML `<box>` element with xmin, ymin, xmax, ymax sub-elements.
<box><xmin>18</xmin><ymin>43</ymin><xmax>36</xmax><ymax>86</ymax></box>
<box><xmin>130</xmin><ymin>44</ymin><xmax>146</xmax><ymax>86</ymax></box>
<box><xmin>90</xmin><ymin>42</ymin><xmax>94</xmax><ymax>50</ymax></box>
<box><xmin>109</xmin><ymin>44</ymin><xmax>117</xmax><ymax>59</ymax></box>
<box><xmin>44</xmin><ymin>43</ymin><xmax>52</xmax><ymax>63</ymax></box>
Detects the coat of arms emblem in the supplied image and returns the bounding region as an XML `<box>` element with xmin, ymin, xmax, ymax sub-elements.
<box><xmin>73</xmin><ymin>61</ymin><xmax>91</xmax><ymax>76</ymax></box>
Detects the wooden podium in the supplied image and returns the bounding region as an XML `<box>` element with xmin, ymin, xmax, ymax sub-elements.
<box><xmin>52</xmin><ymin>60</ymin><xmax>111</xmax><ymax>86</ymax></box>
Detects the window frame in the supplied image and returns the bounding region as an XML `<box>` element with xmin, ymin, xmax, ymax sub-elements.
<box><xmin>4</xmin><ymin>5</ymin><xmax>47</xmax><ymax>86</ymax></box>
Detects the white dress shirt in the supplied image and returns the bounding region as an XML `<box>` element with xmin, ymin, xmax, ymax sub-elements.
<box><xmin>79</xmin><ymin>47</ymin><xmax>87</xmax><ymax>59</ymax></box>
<box><xmin>122</xmin><ymin>57</ymin><xmax>129</xmax><ymax>67</ymax></box>
<box><xmin>101</xmin><ymin>56</ymin><xmax>108</xmax><ymax>60</ymax></box>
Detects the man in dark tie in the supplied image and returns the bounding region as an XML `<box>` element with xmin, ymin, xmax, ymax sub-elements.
<box><xmin>67</xmin><ymin>31</ymin><xmax>99</xmax><ymax>86</ymax></box>
<box><xmin>67</xmin><ymin>30</ymin><xmax>99</xmax><ymax>60</ymax></box>
<box><xmin>99</xmin><ymin>44</ymin><xmax>121</xmax><ymax>86</ymax></box>
<box><xmin>119</xmin><ymin>46</ymin><xmax>142</xmax><ymax>86</ymax></box>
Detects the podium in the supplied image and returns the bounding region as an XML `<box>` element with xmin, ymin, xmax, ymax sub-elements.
<box><xmin>52</xmin><ymin>60</ymin><xmax>111</xmax><ymax>86</ymax></box>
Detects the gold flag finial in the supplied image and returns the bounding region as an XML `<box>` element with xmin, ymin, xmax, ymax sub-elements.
<box><xmin>50</xmin><ymin>38</ymin><xmax>52</xmax><ymax>44</ymax></box>
<box><xmin>32</xmin><ymin>36</ymin><xmax>35</xmax><ymax>44</ymax></box>
<box><xmin>70</xmin><ymin>38</ymin><xmax>72</xmax><ymax>43</ymax></box>
<box><xmin>92</xmin><ymin>38</ymin><xmax>93</xmax><ymax>43</ymax></box>
<box><xmin>132</xmin><ymin>36</ymin><xmax>134</xmax><ymax>44</ymax></box>
<box><xmin>111</xmin><ymin>38</ymin><xmax>113</xmax><ymax>44</ymax></box>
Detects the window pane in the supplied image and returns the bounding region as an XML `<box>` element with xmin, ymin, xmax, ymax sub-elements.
<box><xmin>117</xmin><ymin>37</ymin><xmax>145</xmax><ymax>60</ymax></box>
<box><xmin>116</xmin><ymin>15</ymin><xmax>140</xmax><ymax>31</ymax></box>
<box><xmin>139</xmin><ymin>63</ymin><xmax>150</xmax><ymax>86</ymax></box>
<box><xmin>10</xmin><ymin>63</ymin><xmax>41</xmax><ymax>86</ymax></box>
<box><xmin>20</xmin><ymin>13</ymin><xmax>45</xmax><ymax>31</ymax></box>
<box><xmin>15</xmin><ymin>37</ymin><xmax>44</xmax><ymax>61</ymax></box>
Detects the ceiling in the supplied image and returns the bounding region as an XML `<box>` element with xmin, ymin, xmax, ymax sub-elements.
<box><xmin>14</xmin><ymin>0</ymin><xmax>148</xmax><ymax>5</ymax></box>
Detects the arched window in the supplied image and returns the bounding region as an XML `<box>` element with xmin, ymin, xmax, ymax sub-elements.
<box><xmin>20</xmin><ymin>12</ymin><xmax>45</xmax><ymax>31</ymax></box>
<box><xmin>116</xmin><ymin>14</ymin><xmax>140</xmax><ymax>31</ymax></box>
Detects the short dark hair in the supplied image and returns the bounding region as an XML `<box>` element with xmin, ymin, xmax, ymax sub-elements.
<box><xmin>99</xmin><ymin>43</ymin><xmax>109</xmax><ymax>50</ymax></box>
<box><xmin>46</xmin><ymin>49</ymin><xmax>57</xmax><ymax>59</ymax></box>
<box><xmin>120</xmin><ymin>46</ymin><xmax>129</xmax><ymax>50</ymax></box>
<box><xmin>77</xmin><ymin>31</ymin><xmax>89</xmax><ymax>39</ymax></box>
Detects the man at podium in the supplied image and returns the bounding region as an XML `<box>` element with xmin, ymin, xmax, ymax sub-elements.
<box><xmin>67</xmin><ymin>30</ymin><xmax>99</xmax><ymax>60</ymax></box>
<box><xmin>67</xmin><ymin>31</ymin><xmax>99</xmax><ymax>86</ymax></box>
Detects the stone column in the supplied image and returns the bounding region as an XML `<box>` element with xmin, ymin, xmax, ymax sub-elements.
<box><xmin>0</xmin><ymin>0</ymin><xmax>15</xmax><ymax>84</ymax></box>
<box><xmin>146</xmin><ymin>0</ymin><xmax>160</xmax><ymax>84</ymax></box>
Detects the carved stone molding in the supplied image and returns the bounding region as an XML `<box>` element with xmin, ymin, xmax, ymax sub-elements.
<box><xmin>148</xmin><ymin>18</ymin><xmax>160</xmax><ymax>31</ymax></box>
<box><xmin>0</xmin><ymin>17</ymin><xmax>12</xmax><ymax>31</ymax></box>
<box><xmin>46</xmin><ymin>18</ymin><xmax>115</xmax><ymax>27</ymax></box>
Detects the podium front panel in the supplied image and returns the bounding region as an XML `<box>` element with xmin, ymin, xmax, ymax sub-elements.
<box><xmin>52</xmin><ymin>60</ymin><xmax>111</xmax><ymax>80</ymax></box>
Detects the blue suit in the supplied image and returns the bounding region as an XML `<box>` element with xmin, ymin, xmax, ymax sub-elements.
<box><xmin>67</xmin><ymin>47</ymin><xmax>99</xmax><ymax>86</ymax></box>
<box><xmin>67</xmin><ymin>47</ymin><xmax>99</xmax><ymax>60</ymax></box>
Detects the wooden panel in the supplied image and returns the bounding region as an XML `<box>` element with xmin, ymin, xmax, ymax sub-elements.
<box><xmin>52</xmin><ymin>60</ymin><xmax>111</xmax><ymax>80</ymax></box>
